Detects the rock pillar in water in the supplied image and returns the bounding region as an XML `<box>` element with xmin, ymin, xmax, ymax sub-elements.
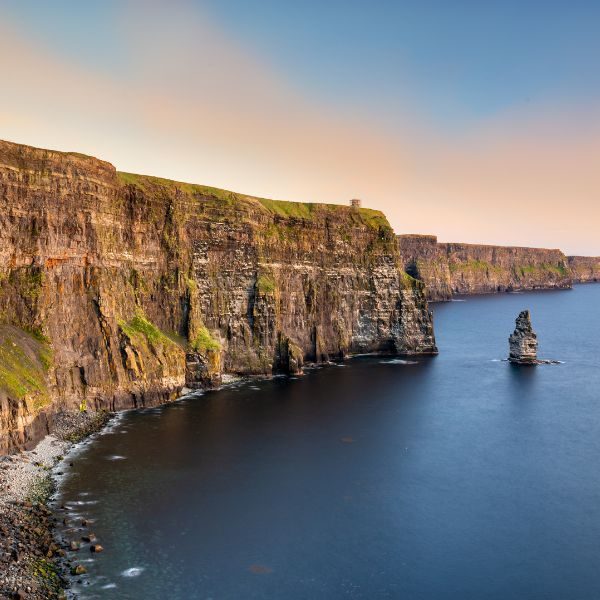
<box><xmin>508</xmin><ymin>310</ymin><xmax>538</xmax><ymax>364</ymax></box>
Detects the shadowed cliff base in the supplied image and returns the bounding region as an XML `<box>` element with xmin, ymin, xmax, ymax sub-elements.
<box><xmin>0</xmin><ymin>139</ymin><xmax>436</xmax><ymax>454</ymax></box>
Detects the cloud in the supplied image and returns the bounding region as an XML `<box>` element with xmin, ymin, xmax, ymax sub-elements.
<box><xmin>0</xmin><ymin>1</ymin><xmax>598</xmax><ymax>254</ymax></box>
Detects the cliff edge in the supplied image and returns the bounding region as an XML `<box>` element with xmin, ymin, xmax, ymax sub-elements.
<box><xmin>0</xmin><ymin>140</ymin><xmax>436</xmax><ymax>453</ymax></box>
<box><xmin>398</xmin><ymin>234</ymin><xmax>573</xmax><ymax>301</ymax></box>
<box><xmin>567</xmin><ymin>256</ymin><xmax>600</xmax><ymax>283</ymax></box>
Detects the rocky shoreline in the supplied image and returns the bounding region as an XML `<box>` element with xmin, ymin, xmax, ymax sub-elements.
<box><xmin>0</xmin><ymin>363</ymin><xmax>371</xmax><ymax>598</ymax></box>
<box><xmin>0</xmin><ymin>371</ymin><xmax>268</xmax><ymax>599</ymax></box>
<box><xmin>0</xmin><ymin>411</ymin><xmax>111</xmax><ymax>600</ymax></box>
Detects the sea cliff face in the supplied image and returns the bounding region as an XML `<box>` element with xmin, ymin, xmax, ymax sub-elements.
<box><xmin>0</xmin><ymin>140</ymin><xmax>436</xmax><ymax>453</ymax></box>
<box><xmin>567</xmin><ymin>256</ymin><xmax>600</xmax><ymax>283</ymax></box>
<box><xmin>398</xmin><ymin>235</ymin><xmax>572</xmax><ymax>301</ymax></box>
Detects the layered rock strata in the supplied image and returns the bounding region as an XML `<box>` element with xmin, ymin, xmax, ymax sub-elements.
<box><xmin>398</xmin><ymin>234</ymin><xmax>573</xmax><ymax>301</ymax></box>
<box><xmin>0</xmin><ymin>140</ymin><xmax>437</xmax><ymax>453</ymax></box>
<box><xmin>567</xmin><ymin>256</ymin><xmax>600</xmax><ymax>283</ymax></box>
<box><xmin>508</xmin><ymin>310</ymin><xmax>538</xmax><ymax>364</ymax></box>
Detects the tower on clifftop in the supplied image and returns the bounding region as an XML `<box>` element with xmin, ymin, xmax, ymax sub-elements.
<box><xmin>350</xmin><ymin>198</ymin><xmax>362</xmax><ymax>208</ymax></box>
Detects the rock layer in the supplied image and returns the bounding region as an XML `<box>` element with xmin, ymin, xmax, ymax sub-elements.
<box><xmin>398</xmin><ymin>234</ymin><xmax>573</xmax><ymax>301</ymax></box>
<box><xmin>508</xmin><ymin>310</ymin><xmax>538</xmax><ymax>364</ymax></box>
<box><xmin>0</xmin><ymin>140</ymin><xmax>436</xmax><ymax>454</ymax></box>
<box><xmin>567</xmin><ymin>256</ymin><xmax>600</xmax><ymax>283</ymax></box>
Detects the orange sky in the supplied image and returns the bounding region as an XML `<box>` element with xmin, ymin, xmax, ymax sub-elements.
<box><xmin>1</xmin><ymin>2</ymin><xmax>599</xmax><ymax>254</ymax></box>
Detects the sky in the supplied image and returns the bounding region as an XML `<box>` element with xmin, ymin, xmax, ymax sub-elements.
<box><xmin>1</xmin><ymin>0</ymin><xmax>599</xmax><ymax>254</ymax></box>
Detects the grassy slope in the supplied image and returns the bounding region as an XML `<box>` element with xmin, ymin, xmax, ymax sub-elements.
<box><xmin>0</xmin><ymin>326</ymin><xmax>52</xmax><ymax>410</ymax></box>
<box><xmin>117</xmin><ymin>172</ymin><xmax>390</xmax><ymax>230</ymax></box>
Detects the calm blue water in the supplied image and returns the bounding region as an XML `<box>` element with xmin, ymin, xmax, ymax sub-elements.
<box><xmin>54</xmin><ymin>285</ymin><xmax>600</xmax><ymax>599</ymax></box>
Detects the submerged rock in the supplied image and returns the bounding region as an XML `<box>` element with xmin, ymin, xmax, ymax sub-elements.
<box><xmin>509</xmin><ymin>310</ymin><xmax>538</xmax><ymax>364</ymax></box>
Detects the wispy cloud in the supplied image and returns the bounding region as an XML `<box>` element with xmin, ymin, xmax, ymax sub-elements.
<box><xmin>1</xmin><ymin>0</ymin><xmax>598</xmax><ymax>254</ymax></box>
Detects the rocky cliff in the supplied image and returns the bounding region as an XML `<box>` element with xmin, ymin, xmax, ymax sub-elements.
<box><xmin>567</xmin><ymin>256</ymin><xmax>600</xmax><ymax>283</ymax></box>
<box><xmin>0</xmin><ymin>140</ymin><xmax>436</xmax><ymax>453</ymax></box>
<box><xmin>398</xmin><ymin>235</ymin><xmax>572</xmax><ymax>301</ymax></box>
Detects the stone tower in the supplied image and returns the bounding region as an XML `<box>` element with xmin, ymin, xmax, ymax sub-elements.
<box><xmin>350</xmin><ymin>198</ymin><xmax>362</xmax><ymax>208</ymax></box>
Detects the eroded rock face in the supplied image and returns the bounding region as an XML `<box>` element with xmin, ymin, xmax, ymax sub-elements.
<box><xmin>0</xmin><ymin>139</ymin><xmax>437</xmax><ymax>453</ymax></box>
<box><xmin>567</xmin><ymin>256</ymin><xmax>600</xmax><ymax>283</ymax></box>
<box><xmin>274</xmin><ymin>333</ymin><xmax>304</xmax><ymax>375</ymax></box>
<box><xmin>509</xmin><ymin>310</ymin><xmax>538</xmax><ymax>364</ymax></box>
<box><xmin>398</xmin><ymin>235</ymin><xmax>573</xmax><ymax>301</ymax></box>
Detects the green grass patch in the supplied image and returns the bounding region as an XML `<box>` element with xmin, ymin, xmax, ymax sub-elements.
<box><xmin>258</xmin><ymin>198</ymin><xmax>319</xmax><ymax>220</ymax></box>
<box><xmin>118</xmin><ymin>309</ymin><xmax>177</xmax><ymax>349</ymax></box>
<box><xmin>401</xmin><ymin>271</ymin><xmax>419</xmax><ymax>285</ymax></box>
<box><xmin>118</xmin><ymin>172</ymin><xmax>241</xmax><ymax>204</ymax></box>
<box><xmin>0</xmin><ymin>327</ymin><xmax>51</xmax><ymax>407</ymax></box>
<box><xmin>118</xmin><ymin>171</ymin><xmax>390</xmax><ymax>231</ymax></box>
<box><xmin>259</xmin><ymin>198</ymin><xmax>390</xmax><ymax>230</ymax></box>
<box><xmin>190</xmin><ymin>326</ymin><xmax>221</xmax><ymax>353</ymax></box>
<box><xmin>256</xmin><ymin>274</ymin><xmax>277</xmax><ymax>295</ymax></box>
<box><xmin>519</xmin><ymin>263</ymin><xmax>569</xmax><ymax>277</ymax></box>
<box><xmin>354</xmin><ymin>207</ymin><xmax>390</xmax><ymax>230</ymax></box>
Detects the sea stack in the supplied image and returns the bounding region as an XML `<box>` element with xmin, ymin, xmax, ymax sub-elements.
<box><xmin>509</xmin><ymin>310</ymin><xmax>538</xmax><ymax>364</ymax></box>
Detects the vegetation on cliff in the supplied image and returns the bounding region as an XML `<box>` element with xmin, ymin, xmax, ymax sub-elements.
<box><xmin>189</xmin><ymin>326</ymin><xmax>221</xmax><ymax>353</ymax></box>
<box><xmin>398</xmin><ymin>234</ymin><xmax>574</xmax><ymax>301</ymax></box>
<box><xmin>118</xmin><ymin>171</ymin><xmax>391</xmax><ymax>231</ymax></box>
<box><xmin>0</xmin><ymin>138</ymin><xmax>437</xmax><ymax>453</ymax></box>
<box><xmin>0</xmin><ymin>326</ymin><xmax>52</xmax><ymax>410</ymax></box>
<box><xmin>118</xmin><ymin>171</ymin><xmax>242</xmax><ymax>205</ymax></box>
<box><xmin>256</xmin><ymin>274</ymin><xmax>277</xmax><ymax>295</ymax></box>
<box><xmin>566</xmin><ymin>256</ymin><xmax>600</xmax><ymax>283</ymax></box>
<box><xmin>118</xmin><ymin>310</ymin><xmax>177</xmax><ymax>348</ymax></box>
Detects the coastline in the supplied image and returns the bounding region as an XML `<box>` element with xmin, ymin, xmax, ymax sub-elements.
<box><xmin>0</xmin><ymin>373</ymin><xmax>254</xmax><ymax>599</ymax></box>
<box><xmin>0</xmin><ymin>364</ymin><xmax>353</xmax><ymax>598</ymax></box>
<box><xmin>2</xmin><ymin>282</ymin><xmax>598</xmax><ymax>597</ymax></box>
<box><xmin>0</xmin><ymin>412</ymin><xmax>111</xmax><ymax>599</ymax></box>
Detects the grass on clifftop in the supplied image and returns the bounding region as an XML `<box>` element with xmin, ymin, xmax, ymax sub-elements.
<box><xmin>118</xmin><ymin>172</ymin><xmax>240</xmax><ymax>204</ymax></box>
<box><xmin>258</xmin><ymin>198</ymin><xmax>389</xmax><ymax>229</ymax></box>
<box><xmin>258</xmin><ymin>198</ymin><xmax>318</xmax><ymax>220</ymax></box>
<box><xmin>0</xmin><ymin>326</ymin><xmax>52</xmax><ymax>408</ymax></box>
<box><xmin>118</xmin><ymin>172</ymin><xmax>390</xmax><ymax>229</ymax></box>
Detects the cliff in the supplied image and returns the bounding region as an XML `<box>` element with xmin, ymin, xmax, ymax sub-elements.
<box><xmin>0</xmin><ymin>140</ymin><xmax>436</xmax><ymax>453</ymax></box>
<box><xmin>398</xmin><ymin>234</ymin><xmax>572</xmax><ymax>301</ymax></box>
<box><xmin>567</xmin><ymin>256</ymin><xmax>600</xmax><ymax>283</ymax></box>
